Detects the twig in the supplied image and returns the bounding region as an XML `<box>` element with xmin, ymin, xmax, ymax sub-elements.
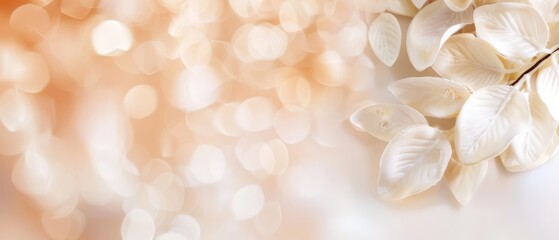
<box><xmin>510</xmin><ymin>47</ymin><xmax>559</xmax><ymax>87</ymax></box>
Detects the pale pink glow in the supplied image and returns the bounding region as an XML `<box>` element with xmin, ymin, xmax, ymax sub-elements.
<box><xmin>1</xmin><ymin>1</ymin><xmax>558</xmax><ymax>240</ymax></box>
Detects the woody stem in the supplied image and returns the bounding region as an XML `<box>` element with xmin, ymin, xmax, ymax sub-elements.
<box><xmin>510</xmin><ymin>47</ymin><xmax>559</xmax><ymax>87</ymax></box>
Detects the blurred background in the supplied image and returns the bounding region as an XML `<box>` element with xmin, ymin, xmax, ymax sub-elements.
<box><xmin>0</xmin><ymin>0</ymin><xmax>558</xmax><ymax>239</ymax></box>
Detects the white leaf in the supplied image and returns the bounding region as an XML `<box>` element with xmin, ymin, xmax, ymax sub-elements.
<box><xmin>474</xmin><ymin>3</ymin><xmax>549</xmax><ymax>59</ymax></box>
<box><xmin>503</xmin><ymin>130</ymin><xmax>559</xmax><ymax>172</ymax></box>
<box><xmin>501</xmin><ymin>93</ymin><xmax>557</xmax><ymax>172</ymax></box>
<box><xmin>445</xmin><ymin>158</ymin><xmax>488</xmax><ymax>205</ymax></box>
<box><xmin>432</xmin><ymin>33</ymin><xmax>506</xmax><ymax>90</ymax></box>
<box><xmin>369</xmin><ymin>13</ymin><xmax>401</xmax><ymax>67</ymax></box>
<box><xmin>474</xmin><ymin>0</ymin><xmax>532</xmax><ymax>7</ymax></box>
<box><xmin>537</xmin><ymin>64</ymin><xmax>559</xmax><ymax>122</ymax></box>
<box><xmin>389</xmin><ymin>77</ymin><xmax>471</xmax><ymax>118</ymax></box>
<box><xmin>350</xmin><ymin>104</ymin><xmax>428</xmax><ymax>142</ymax></box>
<box><xmin>0</xmin><ymin>88</ymin><xmax>28</xmax><ymax>132</ymax></box>
<box><xmin>550</xmin><ymin>22</ymin><xmax>559</xmax><ymax>48</ymax></box>
<box><xmin>456</xmin><ymin>85</ymin><xmax>530</xmax><ymax>164</ymax></box>
<box><xmin>407</xmin><ymin>0</ymin><xmax>474</xmax><ymax>71</ymax></box>
<box><xmin>533</xmin><ymin>0</ymin><xmax>559</xmax><ymax>23</ymax></box>
<box><xmin>444</xmin><ymin>130</ymin><xmax>487</xmax><ymax>205</ymax></box>
<box><xmin>444</xmin><ymin>0</ymin><xmax>473</xmax><ymax>11</ymax></box>
<box><xmin>379</xmin><ymin>125</ymin><xmax>452</xmax><ymax>200</ymax></box>
<box><xmin>387</xmin><ymin>0</ymin><xmax>418</xmax><ymax>17</ymax></box>
<box><xmin>531</xmin><ymin>129</ymin><xmax>559</xmax><ymax>169</ymax></box>
<box><xmin>412</xmin><ymin>0</ymin><xmax>428</xmax><ymax>9</ymax></box>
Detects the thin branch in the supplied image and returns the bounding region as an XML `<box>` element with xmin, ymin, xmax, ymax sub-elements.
<box><xmin>510</xmin><ymin>47</ymin><xmax>559</xmax><ymax>87</ymax></box>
